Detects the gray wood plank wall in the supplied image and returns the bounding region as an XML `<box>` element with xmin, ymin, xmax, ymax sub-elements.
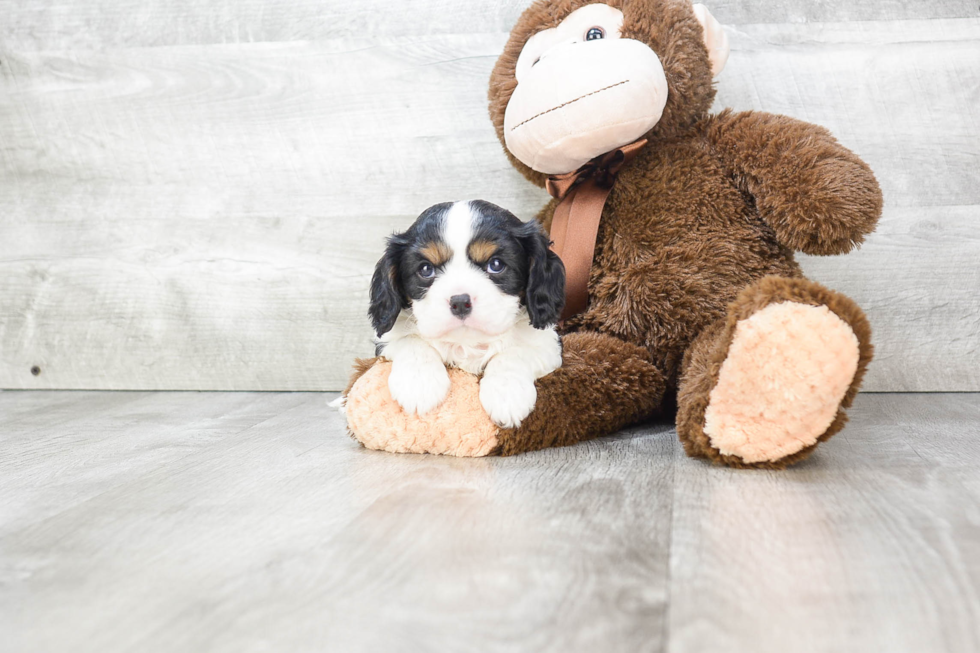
<box><xmin>1</xmin><ymin>1</ymin><xmax>978</xmax><ymax>391</ymax></box>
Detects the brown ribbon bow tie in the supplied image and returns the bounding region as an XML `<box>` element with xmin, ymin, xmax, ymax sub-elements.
<box><xmin>545</xmin><ymin>138</ymin><xmax>647</xmax><ymax>322</ymax></box>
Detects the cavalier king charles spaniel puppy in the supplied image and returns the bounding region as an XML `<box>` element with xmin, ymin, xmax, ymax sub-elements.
<box><xmin>369</xmin><ymin>200</ymin><xmax>565</xmax><ymax>427</ymax></box>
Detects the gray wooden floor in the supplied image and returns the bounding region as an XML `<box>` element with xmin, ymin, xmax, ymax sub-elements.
<box><xmin>1</xmin><ymin>391</ymin><xmax>978</xmax><ymax>653</ymax></box>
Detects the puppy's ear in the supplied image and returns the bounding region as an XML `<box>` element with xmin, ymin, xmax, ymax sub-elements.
<box><xmin>368</xmin><ymin>233</ymin><xmax>409</xmax><ymax>337</ymax></box>
<box><xmin>518</xmin><ymin>221</ymin><xmax>565</xmax><ymax>328</ymax></box>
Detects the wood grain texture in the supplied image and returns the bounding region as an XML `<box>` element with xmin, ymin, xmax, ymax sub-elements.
<box><xmin>707</xmin><ymin>0</ymin><xmax>980</xmax><ymax>24</ymax></box>
<box><xmin>0</xmin><ymin>0</ymin><xmax>532</xmax><ymax>49</ymax></box>
<box><xmin>1</xmin><ymin>0</ymin><xmax>975</xmax><ymax>50</ymax></box>
<box><xmin>0</xmin><ymin>5</ymin><xmax>978</xmax><ymax>391</ymax></box>
<box><xmin>1</xmin><ymin>390</ymin><xmax>978</xmax><ymax>652</ymax></box>
<box><xmin>799</xmin><ymin>206</ymin><xmax>980</xmax><ymax>392</ymax></box>
<box><xmin>667</xmin><ymin>392</ymin><xmax>980</xmax><ymax>653</ymax></box>
<box><xmin>0</xmin><ymin>390</ymin><xmax>676</xmax><ymax>653</ymax></box>
<box><xmin>0</xmin><ymin>37</ymin><xmax>547</xmax><ymax>390</ymax></box>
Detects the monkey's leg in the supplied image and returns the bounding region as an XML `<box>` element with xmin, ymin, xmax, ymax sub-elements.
<box><xmin>342</xmin><ymin>332</ymin><xmax>665</xmax><ymax>457</ymax></box>
<box><xmin>494</xmin><ymin>331</ymin><xmax>665</xmax><ymax>455</ymax></box>
<box><xmin>675</xmin><ymin>276</ymin><xmax>873</xmax><ymax>469</ymax></box>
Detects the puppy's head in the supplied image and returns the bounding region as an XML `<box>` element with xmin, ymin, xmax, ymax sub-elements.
<box><xmin>369</xmin><ymin>200</ymin><xmax>565</xmax><ymax>339</ymax></box>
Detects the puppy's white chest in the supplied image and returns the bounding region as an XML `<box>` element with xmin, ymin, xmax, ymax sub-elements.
<box><xmin>430</xmin><ymin>338</ymin><xmax>503</xmax><ymax>375</ymax></box>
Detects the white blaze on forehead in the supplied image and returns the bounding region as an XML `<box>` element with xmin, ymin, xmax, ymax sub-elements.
<box><xmin>439</xmin><ymin>201</ymin><xmax>484</xmax><ymax>292</ymax></box>
<box><xmin>441</xmin><ymin>201</ymin><xmax>476</xmax><ymax>260</ymax></box>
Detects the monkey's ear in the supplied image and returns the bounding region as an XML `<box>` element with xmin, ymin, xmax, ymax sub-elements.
<box><xmin>692</xmin><ymin>4</ymin><xmax>730</xmax><ymax>77</ymax></box>
<box><xmin>368</xmin><ymin>234</ymin><xmax>409</xmax><ymax>337</ymax></box>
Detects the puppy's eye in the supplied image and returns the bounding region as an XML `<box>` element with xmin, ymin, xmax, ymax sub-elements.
<box><xmin>486</xmin><ymin>258</ymin><xmax>506</xmax><ymax>274</ymax></box>
<box><xmin>418</xmin><ymin>262</ymin><xmax>435</xmax><ymax>279</ymax></box>
<box><xmin>585</xmin><ymin>27</ymin><xmax>605</xmax><ymax>41</ymax></box>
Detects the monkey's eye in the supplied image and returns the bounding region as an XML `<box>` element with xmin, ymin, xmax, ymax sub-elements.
<box><xmin>418</xmin><ymin>262</ymin><xmax>435</xmax><ymax>279</ymax></box>
<box><xmin>486</xmin><ymin>258</ymin><xmax>506</xmax><ymax>274</ymax></box>
<box><xmin>585</xmin><ymin>27</ymin><xmax>605</xmax><ymax>41</ymax></box>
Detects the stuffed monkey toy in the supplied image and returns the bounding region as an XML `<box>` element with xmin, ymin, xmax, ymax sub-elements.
<box><xmin>342</xmin><ymin>0</ymin><xmax>882</xmax><ymax>468</ymax></box>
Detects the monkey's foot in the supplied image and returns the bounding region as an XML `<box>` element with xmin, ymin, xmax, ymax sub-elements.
<box><xmin>344</xmin><ymin>362</ymin><xmax>498</xmax><ymax>457</ymax></box>
<box><xmin>677</xmin><ymin>277</ymin><xmax>873</xmax><ymax>468</ymax></box>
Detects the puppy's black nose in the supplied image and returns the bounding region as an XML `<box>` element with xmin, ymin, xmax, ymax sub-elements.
<box><xmin>449</xmin><ymin>294</ymin><xmax>472</xmax><ymax>318</ymax></box>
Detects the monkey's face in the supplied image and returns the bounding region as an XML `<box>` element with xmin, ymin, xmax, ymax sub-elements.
<box><xmin>493</xmin><ymin>1</ymin><xmax>730</xmax><ymax>178</ymax></box>
<box><xmin>504</xmin><ymin>4</ymin><xmax>667</xmax><ymax>175</ymax></box>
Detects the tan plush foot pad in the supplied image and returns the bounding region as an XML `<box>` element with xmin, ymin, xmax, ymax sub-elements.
<box><xmin>345</xmin><ymin>361</ymin><xmax>499</xmax><ymax>457</ymax></box>
<box><xmin>703</xmin><ymin>301</ymin><xmax>861</xmax><ymax>463</ymax></box>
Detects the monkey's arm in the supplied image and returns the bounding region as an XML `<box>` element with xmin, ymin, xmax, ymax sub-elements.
<box><xmin>706</xmin><ymin>109</ymin><xmax>883</xmax><ymax>255</ymax></box>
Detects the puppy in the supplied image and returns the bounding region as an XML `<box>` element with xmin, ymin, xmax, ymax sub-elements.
<box><xmin>368</xmin><ymin>200</ymin><xmax>565</xmax><ymax>428</ymax></box>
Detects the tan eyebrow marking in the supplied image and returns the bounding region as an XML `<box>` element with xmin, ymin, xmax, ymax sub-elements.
<box><xmin>419</xmin><ymin>241</ymin><xmax>452</xmax><ymax>267</ymax></box>
<box><xmin>468</xmin><ymin>239</ymin><xmax>498</xmax><ymax>263</ymax></box>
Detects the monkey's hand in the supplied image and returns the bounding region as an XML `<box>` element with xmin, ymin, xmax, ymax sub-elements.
<box><xmin>707</xmin><ymin>109</ymin><xmax>882</xmax><ymax>255</ymax></box>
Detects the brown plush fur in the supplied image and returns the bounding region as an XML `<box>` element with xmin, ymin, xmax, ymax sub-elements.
<box><xmin>344</xmin><ymin>357</ymin><xmax>378</xmax><ymax>398</ymax></box>
<box><xmin>484</xmin><ymin>0</ymin><xmax>883</xmax><ymax>466</ymax></box>
<box><xmin>494</xmin><ymin>332</ymin><xmax>666</xmax><ymax>455</ymax></box>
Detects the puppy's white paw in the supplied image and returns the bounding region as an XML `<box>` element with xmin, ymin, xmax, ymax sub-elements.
<box><xmin>479</xmin><ymin>373</ymin><xmax>537</xmax><ymax>428</ymax></box>
<box><xmin>388</xmin><ymin>360</ymin><xmax>451</xmax><ymax>416</ymax></box>
<box><xmin>328</xmin><ymin>395</ymin><xmax>347</xmax><ymax>415</ymax></box>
